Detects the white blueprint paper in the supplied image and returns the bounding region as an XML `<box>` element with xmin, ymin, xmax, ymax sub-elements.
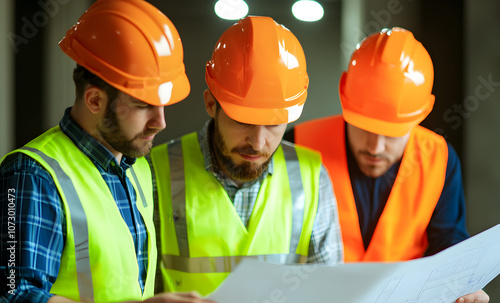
<box><xmin>207</xmin><ymin>224</ymin><xmax>500</xmax><ymax>303</ymax></box>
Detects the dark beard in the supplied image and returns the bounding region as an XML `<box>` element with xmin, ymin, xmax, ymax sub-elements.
<box><xmin>210</xmin><ymin>120</ymin><xmax>272</xmax><ymax>182</ymax></box>
<box><xmin>98</xmin><ymin>101</ymin><xmax>156</xmax><ymax>158</ymax></box>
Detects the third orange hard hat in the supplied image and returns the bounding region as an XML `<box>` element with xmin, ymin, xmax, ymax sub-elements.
<box><xmin>59</xmin><ymin>0</ymin><xmax>190</xmax><ymax>106</ymax></box>
<box><xmin>205</xmin><ymin>16</ymin><xmax>309</xmax><ymax>125</ymax></box>
<box><xmin>339</xmin><ymin>27</ymin><xmax>435</xmax><ymax>137</ymax></box>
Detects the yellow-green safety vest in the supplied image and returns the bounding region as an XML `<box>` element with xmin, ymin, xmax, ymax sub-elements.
<box><xmin>150</xmin><ymin>132</ymin><xmax>322</xmax><ymax>296</ymax></box>
<box><xmin>1</xmin><ymin>126</ymin><xmax>157</xmax><ymax>302</ymax></box>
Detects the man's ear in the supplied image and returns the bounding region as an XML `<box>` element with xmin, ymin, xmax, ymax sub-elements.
<box><xmin>203</xmin><ymin>88</ymin><xmax>217</xmax><ymax>118</ymax></box>
<box><xmin>84</xmin><ymin>86</ymin><xmax>107</xmax><ymax>114</ymax></box>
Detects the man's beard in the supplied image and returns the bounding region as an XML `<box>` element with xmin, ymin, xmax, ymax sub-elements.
<box><xmin>97</xmin><ymin>102</ymin><xmax>157</xmax><ymax>158</ymax></box>
<box><xmin>211</xmin><ymin>120</ymin><xmax>273</xmax><ymax>182</ymax></box>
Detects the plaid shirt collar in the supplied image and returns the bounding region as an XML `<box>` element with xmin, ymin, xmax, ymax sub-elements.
<box><xmin>197</xmin><ymin>119</ymin><xmax>274</xmax><ymax>188</ymax></box>
<box><xmin>59</xmin><ymin>107</ymin><xmax>136</xmax><ymax>172</ymax></box>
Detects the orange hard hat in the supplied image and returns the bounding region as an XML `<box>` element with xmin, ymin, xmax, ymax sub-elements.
<box><xmin>59</xmin><ymin>0</ymin><xmax>190</xmax><ymax>106</ymax></box>
<box><xmin>205</xmin><ymin>16</ymin><xmax>309</xmax><ymax>125</ymax></box>
<box><xmin>339</xmin><ymin>27</ymin><xmax>435</xmax><ymax>137</ymax></box>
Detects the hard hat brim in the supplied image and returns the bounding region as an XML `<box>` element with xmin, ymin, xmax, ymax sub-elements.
<box><xmin>343</xmin><ymin>109</ymin><xmax>423</xmax><ymax>137</ymax></box>
<box><xmin>219</xmin><ymin>101</ymin><xmax>304</xmax><ymax>126</ymax></box>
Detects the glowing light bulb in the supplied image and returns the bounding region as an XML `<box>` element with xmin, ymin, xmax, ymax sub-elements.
<box><xmin>292</xmin><ymin>0</ymin><xmax>324</xmax><ymax>22</ymax></box>
<box><xmin>214</xmin><ymin>0</ymin><xmax>249</xmax><ymax>20</ymax></box>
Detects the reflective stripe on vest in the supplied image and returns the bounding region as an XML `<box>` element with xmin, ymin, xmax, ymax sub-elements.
<box><xmin>20</xmin><ymin>146</ymin><xmax>95</xmax><ymax>301</ymax></box>
<box><xmin>164</xmin><ymin>139</ymin><xmax>307</xmax><ymax>273</ymax></box>
<box><xmin>295</xmin><ymin>115</ymin><xmax>448</xmax><ymax>262</ymax></box>
<box><xmin>129</xmin><ymin>166</ymin><xmax>148</xmax><ymax>208</ymax></box>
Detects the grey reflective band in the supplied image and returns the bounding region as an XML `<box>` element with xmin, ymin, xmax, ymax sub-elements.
<box><xmin>21</xmin><ymin>147</ymin><xmax>94</xmax><ymax>301</ymax></box>
<box><xmin>281</xmin><ymin>141</ymin><xmax>306</xmax><ymax>263</ymax></box>
<box><xmin>163</xmin><ymin>253</ymin><xmax>307</xmax><ymax>273</ymax></box>
<box><xmin>167</xmin><ymin>140</ymin><xmax>190</xmax><ymax>257</ymax></box>
<box><xmin>164</xmin><ymin>141</ymin><xmax>308</xmax><ymax>273</ymax></box>
<box><xmin>129</xmin><ymin>167</ymin><xmax>148</xmax><ymax>208</ymax></box>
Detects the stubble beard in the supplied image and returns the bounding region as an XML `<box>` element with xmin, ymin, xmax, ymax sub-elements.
<box><xmin>98</xmin><ymin>102</ymin><xmax>157</xmax><ymax>158</ymax></box>
<box><xmin>211</xmin><ymin>120</ymin><xmax>272</xmax><ymax>182</ymax></box>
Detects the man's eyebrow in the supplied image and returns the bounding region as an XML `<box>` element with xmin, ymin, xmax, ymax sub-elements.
<box><xmin>130</xmin><ymin>99</ymin><xmax>149</xmax><ymax>105</ymax></box>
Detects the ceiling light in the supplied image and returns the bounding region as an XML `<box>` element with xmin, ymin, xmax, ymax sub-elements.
<box><xmin>214</xmin><ymin>0</ymin><xmax>249</xmax><ymax>20</ymax></box>
<box><xmin>292</xmin><ymin>0</ymin><xmax>324</xmax><ymax>22</ymax></box>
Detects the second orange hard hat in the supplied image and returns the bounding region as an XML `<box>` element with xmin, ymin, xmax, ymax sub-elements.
<box><xmin>339</xmin><ymin>27</ymin><xmax>435</xmax><ymax>137</ymax></box>
<box><xmin>205</xmin><ymin>16</ymin><xmax>309</xmax><ymax>125</ymax></box>
<box><xmin>59</xmin><ymin>0</ymin><xmax>190</xmax><ymax>106</ymax></box>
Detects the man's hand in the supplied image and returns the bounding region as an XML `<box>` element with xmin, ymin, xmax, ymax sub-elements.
<box><xmin>455</xmin><ymin>289</ymin><xmax>489</xmax><ymax>303</ymax></box>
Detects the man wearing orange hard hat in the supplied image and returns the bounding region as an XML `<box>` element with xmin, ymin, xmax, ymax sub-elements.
<box><xmin>0</xmin><ymin>1</ymin><xmax>214</xmax><ymax>302</ymax></box>
<box><xmin>149</xmin><ymin>16</ymin><xmax>343</xmax><ymax>296</ymax></box>
<box><xmin>286</xmin><ymin>27</ymin><xmax>489</xmax><ymax>302</ymax></box>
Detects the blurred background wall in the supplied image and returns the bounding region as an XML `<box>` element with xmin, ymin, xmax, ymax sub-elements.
<box><xmin>1</xmin><ymin>0</ymin><xmax>499</xmax><ymax>298</ymax></box>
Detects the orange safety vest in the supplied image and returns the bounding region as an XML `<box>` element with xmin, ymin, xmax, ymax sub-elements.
<box><xmin>295</xmin><ymin>115</ymin><xmax>448</xmax><ymax>262</ymax></box>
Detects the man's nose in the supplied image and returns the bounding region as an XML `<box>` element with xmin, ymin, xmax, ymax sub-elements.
<box><xmin>247</xmin><ymin>125</ymin><xmax>267</xmax><ymax>151</ymax></box>
<box><xmin>366</xmin><ymin>133</ymin><xmax>385</xmax><ymax>155</ymax></box>
<box><xmin>148</xmin><ymin>106</ymin><xmax>166</xmax><ymax>130</ymax></box>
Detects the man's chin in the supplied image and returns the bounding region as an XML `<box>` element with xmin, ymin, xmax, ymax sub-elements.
<box><xmin>360</xmin><ymin>166</ymin><xmax>388</xmax><ymax>178</ymax></box>
<box><xmin>229</xmin><ymin>162</ymin><xmax>268</xmax><ymax>182</ymax></box>
<box><xmin>123</xmin><ymin>142</ymin><xmax>153</xmax><ymax>158</ymax></box>
<box><xmin>233</xmin><ymin>171</ymin><xmax>262</xmax><ymax>182</ymax></box>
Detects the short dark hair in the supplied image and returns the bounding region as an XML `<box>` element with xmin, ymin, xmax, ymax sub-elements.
<box><xmin>73</xmin><ymin>64</ymin><xmax>119</xmax><ymax>104</ymax></box>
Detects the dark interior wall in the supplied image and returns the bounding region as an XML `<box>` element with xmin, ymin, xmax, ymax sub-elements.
<box><xmin>419</xmin><ymin>0</ymin><xmax>464</xmax><ymax>163</ymax></box>
<box><xmin>464</xmin><ymin>0</ymin><xmax>500</xmax><ymax>298</ymax></box>
<box><xmin>14</xmin><ymin>2</ymin><xmax>46</xmax><ymax>148</ymax></box>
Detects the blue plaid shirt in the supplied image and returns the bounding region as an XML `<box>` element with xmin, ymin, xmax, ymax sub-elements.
<box><xmin>0</xmin><ymin>108</ymin><xmax>149</xmax><ymax>303</ymax></box>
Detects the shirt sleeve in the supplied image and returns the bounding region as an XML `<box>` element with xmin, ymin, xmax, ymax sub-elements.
<box><xmin>1</xmin><ymin>153</ymin><xmax>66</xmax><ymax>303</ymax></box>
<box><xmin>425</xmin><ymin>142</ymin><xmax>470</xmax><ymax>256</ymax></box>
<box><xmin>306</xmin><ymin>165</ymin><xmax>344</xmax><ymax>265</ymax></box>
